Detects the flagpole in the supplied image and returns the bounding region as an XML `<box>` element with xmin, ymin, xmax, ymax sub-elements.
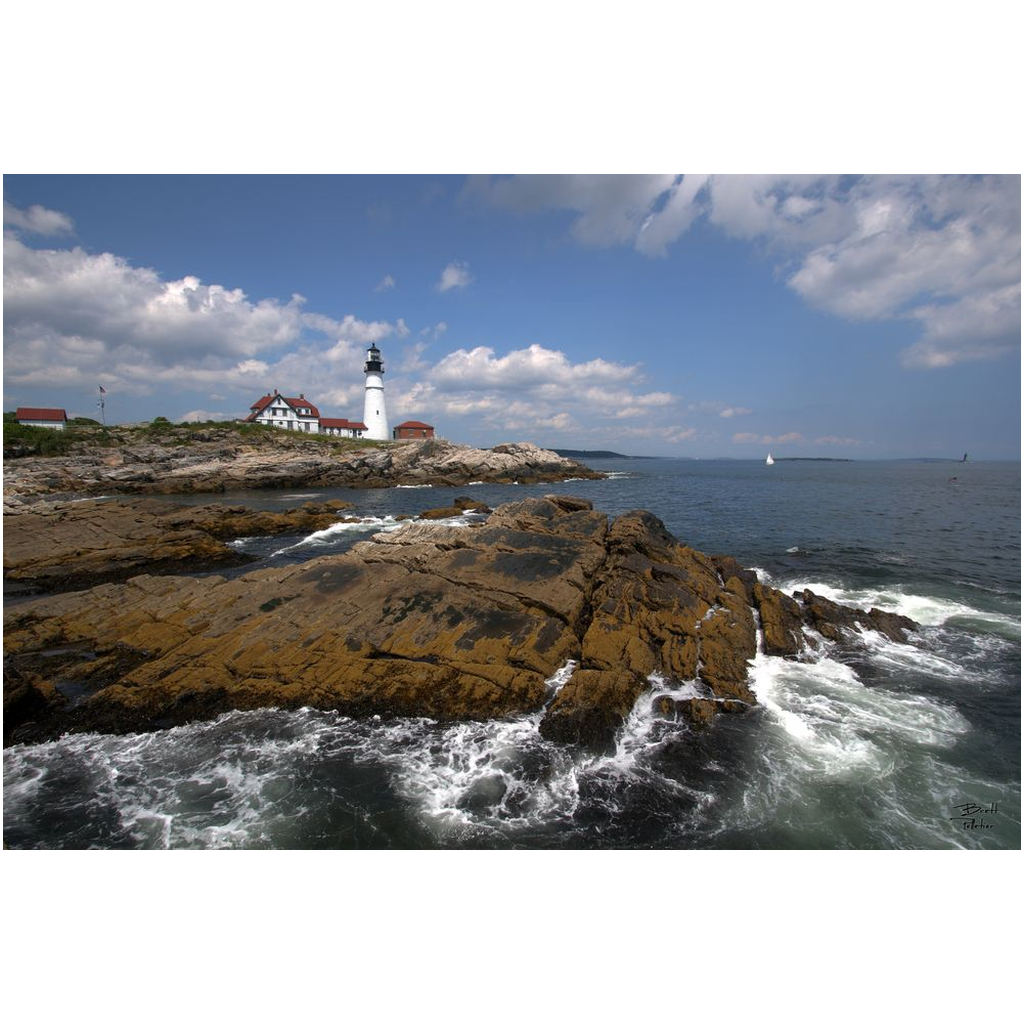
<box><xmin>98</xmin><ymin>385</ymin><xmax>106</xmax><ymax>426</ymax></box>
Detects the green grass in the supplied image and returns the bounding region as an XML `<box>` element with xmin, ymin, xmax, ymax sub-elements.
<box><xmin>3</xmin><ymin>412</ymin><xmax>391</xmax><ymax>457</ymax></box>
<box><xmin>3</xmin><ymin>420</ymin><xmax>100</xmax><ymax>456</ymax></box>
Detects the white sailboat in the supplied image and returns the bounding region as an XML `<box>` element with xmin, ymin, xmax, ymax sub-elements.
<box><xmin>765</xmin><ymin>452</ymin><xmax>774</xmax><ymax>465</ymax></box>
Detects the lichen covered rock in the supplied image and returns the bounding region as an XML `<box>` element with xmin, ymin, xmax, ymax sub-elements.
<box><xmin>3</xmin><ymin>497</ymin><xmax>354</xmax><ymax>593</ymax></box>
<box><xmin>3</xmin><ymin>496</ymin><xmax>918</xmax><ymax>748</ymax></box>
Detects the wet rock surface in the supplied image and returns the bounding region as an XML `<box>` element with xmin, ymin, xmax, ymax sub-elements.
<box><xmin>3</xmin><ymin>496</ymin><xmax>918</xmax><ymax>748</ymax></box>
<box><xmin>793</xmin><ymin>588</ymin><xmax>917</xmax><ymax>644</ymax></box>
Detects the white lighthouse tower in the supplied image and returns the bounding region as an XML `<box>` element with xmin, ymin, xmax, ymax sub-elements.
<box><xmin>362</xmin><ymin>342</ymin><xmax>390</xmax><ymax>440</ymax></box>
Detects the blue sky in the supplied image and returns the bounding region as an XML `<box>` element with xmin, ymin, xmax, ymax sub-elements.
<box><xmin>3</xmin><ymin>174</ymin><xmax>1020</xmax><ymax>458</ymax></box>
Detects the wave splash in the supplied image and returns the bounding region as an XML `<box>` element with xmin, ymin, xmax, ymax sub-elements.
<box><xmin>6</xmin><ymin>605</ymin><xmax>1016</xmax><ymax>849</ymax></box>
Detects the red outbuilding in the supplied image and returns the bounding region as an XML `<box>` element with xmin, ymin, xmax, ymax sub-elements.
<box><xmin>15</xmin><ymin>407</ymin><xmax>68</xmax><ymax>431</ymax></box>
<box><xmin>392</xmin><ymin>420</ymin><xmax>435</xmax><ymax>440</ymax></box>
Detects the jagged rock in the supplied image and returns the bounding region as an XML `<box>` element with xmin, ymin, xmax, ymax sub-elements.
<box><xmin>794</xmin><ymin>589</ymin><xmax>917</xmax><ymax>644</ymax></box>
<box><xmin>418</xmin><ymin>496</ymin><xmax>493</xmax><ymax>520</ymax></box>
<box><xmin>655</xmin><ymin>696</ymin><xmax>717</xmax><ymax>727</ymax></box>
<box><xmin>453</xmin><ymin>497</ymin><xmax>492</xmax><ymax>513</ymax></box>
<box><xmin>754</xmin><ymin>582</ymin><xmax>805</xmax><ymax>656</ymax></box>
<box><xmin>2</xmin><ymin>496</ymin><xmax>920</xmax><ymax>749</ymax></box>
<box><xmin>2</xmin><ymin>435</ymin><xmax>602</xmax><ymax>501</ymax></box>
<box><xmin>712</xmin><ymin>555</ymin><xmax>759</xmax><ymax>604</ymax></box>
<box><xmin>3</xmin><ymin>666</ymin><xmax>65</xmax><ymax>744</ymax></box>
<box><xmin>2</xmin><ymin>497</ymin><xmax>353</xmax><ymax>593</ymax></box>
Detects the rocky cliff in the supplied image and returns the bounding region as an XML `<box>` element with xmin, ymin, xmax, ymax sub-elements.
<box><xmin>3</xmin><ymin>433</ymin><xmax>602</xmax><ymax>502</ymax></box>
<box><xmin>3</xmin><ymin>496</ymin><xmax>917</xmax><ymax>748</ymax></box>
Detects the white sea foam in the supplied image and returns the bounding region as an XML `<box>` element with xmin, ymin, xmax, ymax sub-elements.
<box><xmin>714</xmin><ymin>639</ymin><xmax>1018</xmax><ymax>848</ymax></box>
<box><xmin>467</xmin><ymin>481</ymin><xmax>485</xmax><ymax>485</ymax></box>
<box><xmin>5</xmin><ymin>611</ymin><xmax>1016</xmax><ymax>849</ymax></box>
<box><xmin>750</xmin><ymin>646</ymin><xmax>968</xmax><ymax>759</ymax></box>
<box><xmin>278</xmin><ymin>493</ymin><xmax>322</xmax><ymax>500</ymax></box>
<box><xmin>272</xmin><ymin>516</ymin><xmax>407</xmax><ymax>555</ymax></box>
<box><xmin>770</xmin><ymin>576</ymin><xmax>1021</xmax><ymax>639</ymax></box>
<box><xmin>2</xmin><ymin>715</ymin><xmax>330</xmax><ymax>849</ymax></box>
<box><xmin>376</xmin><ymin>660</ymin><xmax>583</xmax><ymax>834</ymax></box>
<box><xmin>396</xmin><ymin>484</ymin><xmax>434</xmax><ymax>489</ymax></box>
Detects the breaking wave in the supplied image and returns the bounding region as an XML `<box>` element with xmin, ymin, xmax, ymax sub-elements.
<box><xmin>760</xmin><ymin>571</ymin><xmax>1021</xmax><ymax>641</ymax></box>
<box><xmin>6</xmin><ymin>627</ymin><xmax>1016</xmax><ymax>849</ymax></box>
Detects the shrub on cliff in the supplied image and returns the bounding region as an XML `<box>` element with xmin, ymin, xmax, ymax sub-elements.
<box><xmin>3</xmin><ymin>420</ymin><xmax>80</xmax><ymax>457</ymax></box>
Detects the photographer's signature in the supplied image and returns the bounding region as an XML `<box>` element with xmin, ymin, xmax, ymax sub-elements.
<box><xmin>949</xmin><ymin>802</ymin><xmax>998</xmax><ymax>831</ymax></box>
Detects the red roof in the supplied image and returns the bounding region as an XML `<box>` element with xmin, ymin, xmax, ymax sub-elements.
<box><xmin>283</xmin><ymin>397</ymin><xmax>320</xmax><ymax>418</ymax></box>
<box><xmin>319</xmin><ymin>417</ymin><xmax>355</xmax><ymax>429</ymax></box>
<box><xmin>395</xmin><ymin>420</ymin><xmax>433</xmax><ymax>429</ymax></box>
<box><xmin>16</xmin><ymin>407</ymin><xmax>67</xmax><ymax>422</ymax></box>
<box><xmin>249</xmin><ymin>394</ymin><xmax>275</xmax><ymax>413</ymax></box>
<box><xmin>247</xmin><ymin>393</ymin><xmax>320</xmax><ymax>419</ymax></box>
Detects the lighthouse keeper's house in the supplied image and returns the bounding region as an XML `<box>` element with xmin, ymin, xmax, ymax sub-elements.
<box><xmin>246</xmin><ymin>391</ymin><xmax>366</xmax><ymax>438</ymax></box>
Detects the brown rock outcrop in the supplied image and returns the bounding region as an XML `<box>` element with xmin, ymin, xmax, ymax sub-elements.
<box><xmin>753</xmin><ymin>582</ymin><xmax>805</xmax><ymax>656</ymax></box>
<box><xmin>3</xmin><ymin>497</ymin><xmax>353</xmax><ymax>594</ymax></box>
<box><xmin>539</xmin><ymin>509</ymin><xmax>758</xmax><ymax>747</ymax></box>
<box><xmin>418</xmin><ymin>496</ymin><xmax>493</xmax><ymax>520</ymax></box>
<box><xmin>793</xmin><ymin>588</ymin><xmax>917</xmax><ymax>644</ymax></box>
<box><xmin>2</xmin><ymin>496</ymin><xmax>918</xmax><ymax>749</ymax></box>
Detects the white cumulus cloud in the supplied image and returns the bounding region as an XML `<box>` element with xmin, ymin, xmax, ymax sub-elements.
<box><xmin>3</xmin><ymin>229</ymin><xmax>409</xmax><ymax>407</ymax></box>
<box><xmin>471</xmin><ymin>174</ymin><xmax>1021</xmax><ymax>369</ymax></box>
<box><xmin>4</xmin><ymin>200</ymin><xmax>75</xmax><ymax>236</ymax></box>
<box><xmin>436</xmin><ymin>261</ymin><xmax>473</xmax><ymax>292</ymax></box>
<box><xmin>178</xmin><ymin>409</ymin><xmax>232</xmax><ymax>423</ymax></box>
<box><xmin>392</xmin><ymin>342</ymin><xmax>683</xmax><ymax>442</ymax></box>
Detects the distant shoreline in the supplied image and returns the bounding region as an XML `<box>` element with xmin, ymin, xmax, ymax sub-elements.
<box><xmin>553</xmin><ymin>448</ymin><xmax>661</xmax><ymax>460</ymax></box>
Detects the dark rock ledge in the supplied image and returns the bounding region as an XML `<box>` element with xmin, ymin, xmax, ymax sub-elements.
<box><xmin>3</xmin><ymin>496</ymin><xmax>916</xmax><ymax>748</ymax></box>
<box><xmin>3</xmin><ymin>497</ymin><xmax>356</xmax><ymax>595</ymax></box>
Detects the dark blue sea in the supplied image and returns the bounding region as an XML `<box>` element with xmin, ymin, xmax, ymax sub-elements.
<box><xmin>4</xmin><ymin>458</ymin><xmax>1020</xmax><ymax>849</ymax></box>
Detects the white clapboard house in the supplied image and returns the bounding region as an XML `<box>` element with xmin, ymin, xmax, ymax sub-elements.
<box><xmin>246</xmin><ymin>391</ymin><xmax>366</xmax><ymax>438</ymax></box>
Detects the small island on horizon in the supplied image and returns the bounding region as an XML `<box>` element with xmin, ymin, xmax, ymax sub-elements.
<box><xmin>552</xmin><ymin>448</ymin><xmax>660</xmax><ymax>460</ymax></box>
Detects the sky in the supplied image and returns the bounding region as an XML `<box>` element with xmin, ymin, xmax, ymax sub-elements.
<box><xmin>3</xmin><ymin>174</ymin><xmax>1020</xmax><ymax>458</ymax></box>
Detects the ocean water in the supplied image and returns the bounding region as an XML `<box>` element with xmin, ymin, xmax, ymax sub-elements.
<box><xmin>4</xmin><ymin>458</ymin><xmax>1020</xmax><ymax>849</ymax></box>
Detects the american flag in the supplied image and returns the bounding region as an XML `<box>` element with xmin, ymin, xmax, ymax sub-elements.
<box><xmin>98</xmin><ymin>385</ymin><xmax>106</xmax><ymax>394</ymax></box>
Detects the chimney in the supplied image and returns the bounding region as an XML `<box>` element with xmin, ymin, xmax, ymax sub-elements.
<box><xmin>300</xmin><ymin>393</ymin><xmax>304</xmax><ymax>399</ymax></box>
